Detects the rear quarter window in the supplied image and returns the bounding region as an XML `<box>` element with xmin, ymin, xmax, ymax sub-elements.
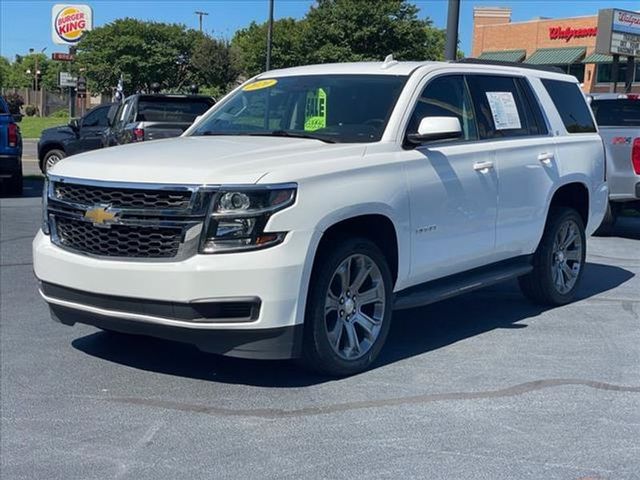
<box><xmin>590</xmin><ymin>100</ymin><xmax>640</xmax><ymax>127</ymax></box>
<box><xmin>541</xmin><ymin>79</ymin><xmax>597</xmax><ymax>133</ymax></box>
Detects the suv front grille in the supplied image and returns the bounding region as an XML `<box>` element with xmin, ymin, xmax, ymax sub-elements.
<box><xmin>54</xmin><ymin>183</ymin><xmax>193</xmax><ymax>210</ymax></box>
<box><xmin>47</xmin><ymin>177</ymin><xmax>214</xmax><ymax>260</ymax></box>
<box><xmin>56</xmin><ymin>217</ymin><xmax>182</xmax><ymax>258</ymax></box>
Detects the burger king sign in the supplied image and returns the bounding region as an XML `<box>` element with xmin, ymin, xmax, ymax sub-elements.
<box><xmin>51</xmin><ymin>4</ymin><xmax>93</xmax><ymax>45</ymax></box>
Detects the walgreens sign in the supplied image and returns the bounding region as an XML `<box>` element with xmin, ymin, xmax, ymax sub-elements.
<box><xmin>549</xmin><ymin>26</ymin><xmax>598</xmax><ymax>42</ymax></box>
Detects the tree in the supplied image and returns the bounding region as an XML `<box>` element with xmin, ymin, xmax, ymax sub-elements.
<box><xmin>190</xmin><ymin>36</ymin><xmax>238</xmax><ymax>92</ymax></box>
<box><xmin>303</xmin><ymin>0</ymin><xmax>446</xmax><ymax>64</ymax></box>
<box><xmin>231</xmin><ymin>18</ymin><xmax>306</xmax><ymax>77</ymax></box>
<box><xmin>75</xmin><ymin>18</ymin><xmax>205</xmax><ymax>94</ymax></box>
<box><xmin>0</xmin><ymin>54</ymin><xmax>62</xmax><ymax>90</ymax></box>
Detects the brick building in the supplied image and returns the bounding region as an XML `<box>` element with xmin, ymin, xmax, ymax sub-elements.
<box><xmin>472</xmin><ymin>7</ymin><xmax>640</xmax><ymax>93</ymax></box>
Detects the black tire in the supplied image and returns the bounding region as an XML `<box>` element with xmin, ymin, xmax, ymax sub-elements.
<box><xmin>593</xmin><ymin>201</ymin><xmax>619</xmax><ymax>236</ymax></box>
<box><xmin>519</xmin><ymin>207</ymin><xmax>586</xmax><ymax>306</ymax></box>
<box><xmin>300</xmin><ymin>237</ymin><xmax>393</xmax><ymax>376</ymax></box>
<box><xmin>8</xmin><ymin>170</ymin><xmax>23</xmax><ymax>196</ymax></box>
<box><xmin>42</xmin><ymin>149</ymin><xmax>66</xmax><ymax>173</ymax></box>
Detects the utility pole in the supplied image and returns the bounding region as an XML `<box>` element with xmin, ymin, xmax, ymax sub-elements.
<box><xmin>194</xmin><ymin>11</ymin><xmax>209</xmax><ymax>32</ymax></box>
<box><xmin>266</xmin><ymin>0</ymin><xmax>274</xmax><ymax>71</ymax></box>
<box><xmin>444</xmin><ymin>0</ymin><xmax>461</xmax><ymax>61</ymax></box>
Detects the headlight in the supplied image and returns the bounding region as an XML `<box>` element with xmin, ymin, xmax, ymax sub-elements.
<box><xmin>200</xmin><ymin>184</ymin><xmax>296</xmax><ymax>253</ymax></box>
<box><xmin>42</xmin><ymin>178</ymin><xmax>50</xmax><ymax>235</ymax></box>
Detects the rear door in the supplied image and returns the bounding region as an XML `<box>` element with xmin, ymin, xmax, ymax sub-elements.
<box><xmin>399</xmin><ymin>74</ymin><xmax>498</xmax><ymax>283</ymax></box>
<box><xmin>466</xmin><ymin>74</ymin><xmax>555</xmax><ymax>257</ymax></box>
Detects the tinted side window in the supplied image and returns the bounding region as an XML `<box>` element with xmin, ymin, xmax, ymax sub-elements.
<box><xmin>591</xmin><ymin>100</ymin><xmax>640</xmax><ymax>127</ymax></box>
<box><xmin>407</xmin><ymin>75</ymin><xmax>478</xmax><ymax>141</ymax></box>
<box><xmin>515</xmin><ymin>78</ymin><xmax>548</xmax><ymax>135</ymax></box>
<box><xmin>82</xmin><ymin>106</ymin><xmax>109</xmax><ymax>127</ymax></box>
<box><xmin>541</xmin><ymin>79</ymin><xmax>597</xmax><ymax>133</ymax></box>
<box><xmin>466</xmin><ymin>75</ymin><xmax>538</xmax><ymax>139</ymax></box>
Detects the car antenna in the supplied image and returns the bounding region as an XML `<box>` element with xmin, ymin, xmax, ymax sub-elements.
<box><xmin>381</xmin><ymin>54</ymin><xmax>398</xmax><ymax>70</ymax></box>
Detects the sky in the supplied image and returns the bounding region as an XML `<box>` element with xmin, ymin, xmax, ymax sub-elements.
<box><xmin>1</xmin><ymin>0</ymin><xmax>639</xmax><ymax>61</ymax></box>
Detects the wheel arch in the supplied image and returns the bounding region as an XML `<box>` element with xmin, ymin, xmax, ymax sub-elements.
<box><xmin>39</xmin><ymin>142</ymin><xmax>66</xmax><ymax>170</ymax></box>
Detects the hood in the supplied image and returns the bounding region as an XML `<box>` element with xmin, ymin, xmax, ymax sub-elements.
<box><xmin>41</xmin><ymin>125</ymin><xmax>74</xmax><ymax>138</ymax></box>
<box><xmin>49</xmin><ymin>136</ymin><xmax>366</xmax><ymax>185</ymax></box>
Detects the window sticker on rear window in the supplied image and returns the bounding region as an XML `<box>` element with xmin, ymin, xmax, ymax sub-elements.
<box><xmin>486</xmin><ymin>91</ymin><xmax>521</xmax><ymax>130</ymax></box>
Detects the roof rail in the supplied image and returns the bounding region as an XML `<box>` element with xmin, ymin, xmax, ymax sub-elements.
<box><xmin>454</xmin><ymin>58</ymin><xmax>565</xmax><ymax>74</ymax></box>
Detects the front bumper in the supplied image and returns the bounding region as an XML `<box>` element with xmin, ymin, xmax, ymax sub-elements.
<box><xmin>33</xmin><ymin>228</ymin><xmax>317</xmax><ymax>359</ymax></box>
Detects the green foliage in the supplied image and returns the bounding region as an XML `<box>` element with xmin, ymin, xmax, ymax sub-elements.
<box><xmin>303</xmin><ymin>0</ymin><xmax>445</xmax><ymax>63</ymax></box>
<box><xmin>190</xmin><ymin>36</ymin><xmax>239</xmax><ymax>92</ymax></box>
<box><xmin>75</xmin><ymin>18</ymin><xmax>204</xmax><ymax>94</ymax></box>
<box><xmin>0</xmin><ymin>54</ymin><xmax>64</xmax><ymax>90</ymax></box>
<box><xmin>230</xmin><ymin>0</ymin><xmax>446</xmax><ymax>76</ymax></box>
<box><xmin>231</xmin><ymin>18</ymin><xmax>307</xmax><ymax>77</ymax></box>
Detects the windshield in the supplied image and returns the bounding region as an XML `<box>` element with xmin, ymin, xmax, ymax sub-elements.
<box><xmin>591</xmin><ymin>100</ymin><xmax>640</xmax><ymax>127</ymax></box>
<box><xmin>190</xmin><ymin>74</ymin><xmax>408</xmax><ymax>143</ymax></box>
<box><xmin>136</xmin><ymin>97</ymin><xmax>214</xmax><ymax>123</ymax></box>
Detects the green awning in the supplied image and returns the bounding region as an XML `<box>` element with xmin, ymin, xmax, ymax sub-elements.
<box><xmin>524</xmin><ymin>47</ymin><xmax>586</xmax><ymax>65</ymax></box>
<box><xmin>477</xmin><ymin>50</ymin><xmax>526</xmax><ymax>62</ymax></box>
<box><xmin>582</xmin><ymin>52</ymin><xmax>628</xmax><ymax>64</ymax></box>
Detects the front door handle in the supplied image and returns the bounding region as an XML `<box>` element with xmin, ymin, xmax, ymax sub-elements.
<box><xmin>473</xmin><ymin>161</ymin><xmax>494</xmax><ymax>172</ymax></box>
<box><xmin>538</xmin><ymin>152</ymin><xmax>555</xmax><ymax>164</ymax></box>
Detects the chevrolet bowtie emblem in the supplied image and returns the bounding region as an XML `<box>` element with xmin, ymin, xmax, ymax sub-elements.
<box><xmin>84</xmin><ymin>206</ymin><xmax>118</xmax><ymax>226</ymax></box>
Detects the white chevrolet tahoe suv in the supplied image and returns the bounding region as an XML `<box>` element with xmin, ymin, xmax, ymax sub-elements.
<box><xmin>34</xmin><ymin>60</ymin><xmax>608</xmax><ymax>376</ymax></box>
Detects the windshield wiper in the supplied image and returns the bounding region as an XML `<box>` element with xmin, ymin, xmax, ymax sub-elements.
<box><xmin>196</xmin><ymin>130</ymin><xmax>337</xmax><ymax>143</ymax></box>
<box><xmin>247</xmin><ymin>130</ymin><xmax>337</xmax><ymax>143</ymax></box>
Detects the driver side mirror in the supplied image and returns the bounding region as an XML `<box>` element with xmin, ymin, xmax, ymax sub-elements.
<box><xmin>69</xmin><ymin>118</ymin><xmax>80</xmax><ymax>131</ymax></box>
<box><xmin>406</xmin><ymin>116</ymin><xmax>462</xmax><ymax>145</ymax></box>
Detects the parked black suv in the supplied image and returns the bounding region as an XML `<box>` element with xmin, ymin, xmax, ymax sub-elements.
<box><xmin>102</xmin><ymin>94</ymin><xmax>215</xmax><ymax>147</ymax></box>
<box><xmin>38</xmin><ymin>103</ymin><xmax>113</xmax><ymax>173</ymax></box>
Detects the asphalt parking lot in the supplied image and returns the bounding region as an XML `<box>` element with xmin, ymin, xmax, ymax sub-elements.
<box><xmin>1</xmin><ymin>186</ymin><xmax>639</xmax><ymax>479</ymax></box>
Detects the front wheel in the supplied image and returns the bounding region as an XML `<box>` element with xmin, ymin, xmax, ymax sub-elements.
<box><xmin>43</xmin><ymin>149</ymin><xmax>66</xmax><ymax>173</ymax></box>
<box><xmin>301</xmin><ymin>237</ymin><xmax>393</xmax><ymax>376</ymax></box>
<box><xmin>519</xmin><ymin>207</ymin><xmax>586</xmax><ymax>306</ymax></box>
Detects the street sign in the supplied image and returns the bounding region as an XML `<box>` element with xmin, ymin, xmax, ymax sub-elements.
<box><xmin>596</xmin><ymin>9</ymin><xmax>640</xmax><ymax>57</ymax></box>
<box><xmin>76</xmin><ymin>76</ymin><xmax>87</xmax><ymax>95</ymax></box>
<box><xmin>52</xmin><ymin>4</ymin><xmax>93</xmax><ymax>45</ymax></box>
<box><xmin>52</xmin><ymin>52</ymin><xmax>75</xmax><ymax>61</ymax></box>
<box><xmin>59</xmin><ymin>71</ymin><xmax>77</xmax><ymax>88</ymax></box>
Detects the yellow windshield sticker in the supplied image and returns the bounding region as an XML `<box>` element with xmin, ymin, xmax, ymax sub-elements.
<box><xmin>304</xmin><ymin>88</ymin><xmax>327</xmax><ymax>131</ymax></box>
<box><xmin>243</xmin><ymin>79</ymin><xmax>278</xmax><ymax>92</ymax></box>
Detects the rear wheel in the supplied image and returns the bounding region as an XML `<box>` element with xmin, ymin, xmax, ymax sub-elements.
<box><xmin>301</xmin><ymin>237</ymin><xmax>393</xmax><ymax>376</ymax></box>
<box><xmin>43</xmin><ymin>149</ymin><xmax>65</xmax><ymax>173</ymax></box>
<box><xmin>519</xmin><ymin>207</ymin><xmax>586</xmax><ymax>306</ymax></box>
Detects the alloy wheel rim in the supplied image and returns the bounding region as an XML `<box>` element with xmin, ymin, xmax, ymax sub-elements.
<box><xmin>551</xmin><ymin>219</ymin><xmax>583</xmax><ymax>294</ymax></box>
<box><xmin>324</xmin><ymin>254</ymin><xmax>385</xmax><ymax>361</ymax></box>
<box><xmin>46</xmin><ymin>155</ymin><xmax>61</xmax><ymax>171</ymax></box>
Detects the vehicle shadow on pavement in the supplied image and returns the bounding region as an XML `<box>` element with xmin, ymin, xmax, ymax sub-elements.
<box><xmin>71</xmin><ymin>262</ymin><xmax>634</xmax><ymax>387</ymax></box>
<box><xmin>0</xmin><ymin>177</ymin><xmax>44</xmax><ymax>198</ymax></box>
<box><xmin>610</xmin><ymin>215</ymin><xmax>640</xmax><ymax>240</ymax></box>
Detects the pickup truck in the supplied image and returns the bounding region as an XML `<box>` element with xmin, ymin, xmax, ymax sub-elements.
<box><xmin>0</xmin><ymin>95</ymin><xmax>23</xmax><ymax>196</ymax></box>
<box><xmin>589</xmin><ymin>93</ymin><xmax>640</xmax><ymax>233</ymax></box>
<box><xmin>101</xmin><ymin>94</ymin><xmax>215</xmax><ymax>147</ymax></box>
<box><xmin>38</xmin><ymin>103</ymin><xmax>114</xmax><ymax>173</ymax></box>
<box><xmin>34</xmin><ymin>60</ymin><xmax>607</xmax><ymax>376</ymax></box>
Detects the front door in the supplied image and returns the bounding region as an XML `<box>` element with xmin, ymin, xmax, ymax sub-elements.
<box><xmin>398</xmin><ymin>74</ymin><xmax>498</xmax><ymax>284</ymax></box>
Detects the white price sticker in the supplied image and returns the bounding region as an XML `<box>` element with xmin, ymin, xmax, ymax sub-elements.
<box><xmin>486</xmin><ymin>91</ymin><xmax>521</xmax><ymax>130</ymax></box>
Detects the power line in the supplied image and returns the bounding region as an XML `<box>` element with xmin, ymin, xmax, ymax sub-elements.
<box><xmin>194</xmin><ymin>11</ymin><xmax>209</xmax><ymax>32</ymax></box>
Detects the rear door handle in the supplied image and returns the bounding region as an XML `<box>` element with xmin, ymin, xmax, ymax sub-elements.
<box><xmin>473</xmin><ymin>161</ymin><xmax>494</xmax><ymax>172</ymax></box>
<box><xmin>538</xmin><ymin>152</ymin><xmax>554</xmax><ymax>164</ymax></box>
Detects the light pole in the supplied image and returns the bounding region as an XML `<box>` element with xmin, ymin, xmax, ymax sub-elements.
<box><xmin>194</xmin><ymin>11</ymin><xmax>209</xmax><ymax>32</ymax></box>
<box><xmin>266</xmin><ymin>0</ymin><xmax>274</xmax><ymax>71</ymax></box>
<box><xmin>444</xmin><ymin>0</ymin><xmax>461</xmax><ymax>61</ymax></box>
<box><xmin>29</xmin><ymin>47</ymin><xmax>47</xmax><ymax>116</ymax></box>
